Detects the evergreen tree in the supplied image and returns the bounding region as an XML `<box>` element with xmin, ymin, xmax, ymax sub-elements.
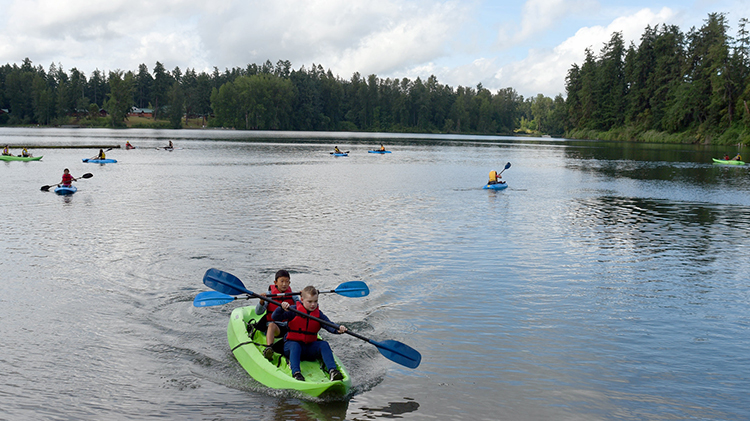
<box><xmin>104</xmin><ymin>70</ymin><xmax>134</xmax><ymax>128</ymax></box>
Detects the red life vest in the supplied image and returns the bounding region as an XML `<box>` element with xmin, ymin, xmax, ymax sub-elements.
<box><xmin>285</xmin><ymin>302</ymin><xmax>321</xmax><ymax>344</ymax></box>
<box><xmin>61</xmin><ymin>173</ymin><xmax>74</xmax><ymax>186</ymax></box>
<box><xmin>264</xmin><ymin>284</ymin><xmax>295</xmax><ymax>322</ymax></box>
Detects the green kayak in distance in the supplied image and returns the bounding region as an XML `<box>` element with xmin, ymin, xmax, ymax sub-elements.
<box><xmin>227</xmin><ymin>305</ymin><xmax>351</xmax><ymax>398</ymax></box>
<box><xmin>0</xmin><ymin>155</ymin><xmax>42</xmax><ymax>161</ymax></box>
<box><xmin>712</xmin><ymin>158</ymin><xmax>745</xmax><ymax>165</ymax></box>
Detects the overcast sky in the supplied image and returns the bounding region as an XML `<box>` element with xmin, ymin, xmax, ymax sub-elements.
<box><xmin>1</xmin><ymin>0</ymin><xmax>748</xmax><ymax>98</ymax></box>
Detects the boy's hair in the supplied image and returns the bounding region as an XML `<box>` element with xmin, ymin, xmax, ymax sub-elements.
<box><xmin>275</xmin><ymin>269</ymin><xmax>290</xmax><ymax>280</ymax></box>
<box><xmin>300</xmin><ymin>286</ymin><xmax>318</xmax><ymax>298</ymax></box>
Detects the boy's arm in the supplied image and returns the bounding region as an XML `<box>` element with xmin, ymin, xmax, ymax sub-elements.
<box><xmin>255</xmin><ymin>288</ymin><xmax>273</xmax><ymax>313</ymax></box>
<box><xmin>317</xmin><ymin>311</ymin><xmax>343</xmax><ymax>334</ymax></box>
<box><xmin>271</xmin><ymin>307</ymin><xmax>294</xmax><ymax>322</ymax></box>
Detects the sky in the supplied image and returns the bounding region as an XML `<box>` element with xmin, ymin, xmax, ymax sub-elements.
<box><xmin>1</xmin><ymin>0</ymin><xmax>748</xmax><ymax>99</ymax></box>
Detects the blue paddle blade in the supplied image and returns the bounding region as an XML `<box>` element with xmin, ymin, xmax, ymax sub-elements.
<box><xmin>203</xmin><ymin>268</ymin><xmax>254</xmax><ymax>296</ymax></box>
<box><xmin>193</xmin><ymin>291</ymin><xmax>236</xmax><ymax>307</ymax></box>
<box><xmin>335</xmin><ymin>281</ymin><xmax>370</xmax><ymax>297</ymax></box>
<box><xmin>371</xmin><ymin>339</ymin><xmax>422</xmax><ymax>369</ymax></box>
<box><xmin>505</xmin><ymin>162</ymin><xmax>511</xmax><ymax>169</ymax></box>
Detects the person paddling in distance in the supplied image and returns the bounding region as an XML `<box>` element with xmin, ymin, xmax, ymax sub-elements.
<box><xmin>333</xmin><ymin>146</ymin><xmax>342</xmax><ymax>154</ymax></box>
<box><xmin>272</xmin><ymin>286</ymin><xmax>347</xmax><ymax>382</ymax></box>
<box><xmin>59</xmin><ymin>168</ymin><xmax>77</xmax><ymax>187</ymax></box>
<box><xmin>487</xmin><ymin>170</ymin><xmax>505</xmax><ymax>185</ymax></box>
<box><xmin>732</xmin><ymin>153</ymin><xmax>742</xmax><ymax>161</ymax></box>
<box><xmin>2</xmin><ymin>145</ymin><xmax>10</xmax><ymax>156</ymax></box>
<box><xmin>21</xmin><ymin>147</ymin><xmax>31</xmax><ymax>157</ymax></box>
<box><xmin>379</xmin><ymin>143</ymin><xmax>386</xmax><ymax>151</ymax></box>
<box><xmin>93</xmin><ymin>149</ymin><xmax>106</xmax><ymax>160</ymax></box>
<box><xmin>255</xmin><ymin>269</ymin><xmax>297</xmax><ymax>361</ymax></box>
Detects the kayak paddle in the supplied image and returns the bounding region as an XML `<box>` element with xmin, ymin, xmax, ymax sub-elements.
<box><xmin>193</xmin><ymin>281</ymin><xmax>370</xmax><ymax>307</ymax></box>
<box><xmin>202</xmin><ymin>268</ymin><xmax>421</xmax><ymax>369</ymax></box>
<box><xmin>499</xmin><ymin>162</ymin><xmax>511</xmax><ymax>175</ymax></box>
<box><xmin>41</xmin><ymin>173</ymin><xmax>93</xmax><ymax>191</ymax></box>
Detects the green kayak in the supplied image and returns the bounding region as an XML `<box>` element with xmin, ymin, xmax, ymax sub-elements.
<box><xmin>227</xmin><ymin>306</ymin><xmax>351</xmax><ymax>397</ymax></box>
<box><xmin>713</xmin><ymin>158</ymin><xmax>745</xmax><ymax>165</ymax></box>
<box><xmin>0</xmin><ymin>155</ymin><xmax>43</xmax><ymax>161</ymax></box>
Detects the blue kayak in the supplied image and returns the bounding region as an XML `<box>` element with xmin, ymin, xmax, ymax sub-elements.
<box><xmin>483</xmin><ymin>182</ymin><xmax>508</xmax><ymax>190</ymax></box>
<box><xmin>54</xmin><ymin>185</ymin><xmax>77</xmax><ymax>195</ymax></box>
<box><xmin>368</xmin><ymin>150</ymin><xmax>391</xmax><ymax>154</ymax></box>
<box><xmin>83</xmin><ymin>158</ymin><xmax>117</xmax><ymax>163</ymax></box>
<box><xmin>331</xmin><ymin>153</ymin><xmax>348</xmax><ymax>157</ymax></box>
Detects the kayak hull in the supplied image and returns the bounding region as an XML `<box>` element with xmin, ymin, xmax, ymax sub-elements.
<box><xmin>368</xmin><ymin>150</ymin><xmax>391</xmax><ymax>154</ymax></box>
<box><xmin>712</xmin><ymin>158</ymin><xmax>745</xmax><ymax>165</ymax></box>
<box><xmin>227</xmin><ymin>306</ymin><xmax>351</xmax><ymax>397</ymax></box>
<box><xmin>54</xmin><ymin>185</ymin><xmax>77</xmax><ymax>195</ymax></box>
<box><xmin>83</xmin><ymin>158</ymin><xmax>117</xmax><ymax>163</ymax></box>
<box><xmin>0</xmin><ymin>155</ymin><xmax>42</xmax><ymax>161</ymax></box>
<box><xmin>331</xmin><ymin>153</ymin><xmax>348</xmax><ymax>157</ymax></box>
<box><xmin>483</xmin><ymin>182</ymin><xmax>508</xmax><ymax>190</ymax></box>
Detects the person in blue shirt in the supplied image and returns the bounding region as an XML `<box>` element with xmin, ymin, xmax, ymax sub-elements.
<box><xmin>272</xmin><ymin>286</ymin><xmax>347</xmax><ymax>382</ymax></box>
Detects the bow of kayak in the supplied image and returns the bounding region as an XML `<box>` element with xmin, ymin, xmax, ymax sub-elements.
<box><xmin>227</xmin><ymin>306</ymin><xmax>351</xmax><ymax>398</ymax></box>
<box><xmin>368</xmin><ymin>150</ymin><xmax>391</xmax><ymax>154</ymax></box>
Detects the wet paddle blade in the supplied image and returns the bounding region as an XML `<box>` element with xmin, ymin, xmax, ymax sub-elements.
<box><xmin>193</xmin><ymin>291</ymin><xmax>236</xmax><ymax>307</ymax></box>
<box><xmin>203</xmin><ymin>268</ymin><xmax>253</xmax><ymax>296</ymax></box>
<box><xmin>81</xmin><ymin>173</ymin><xmax>93</xmax><ymax>179</ymax></box>
<box><xmin>371</xmin><ymin>339</ymin><xmax>422</xmax><ymax>369</ymax></box>
<box><xmin>334</xmin><ymin>281</ymin><xmax>370</xmax><ymax>297</ymax></box>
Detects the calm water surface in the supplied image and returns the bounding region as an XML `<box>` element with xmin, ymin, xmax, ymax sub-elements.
<box><xmin>2</xmin><ymin>127</ymin><xmax>749</xmax><ymax>420</ymax></box>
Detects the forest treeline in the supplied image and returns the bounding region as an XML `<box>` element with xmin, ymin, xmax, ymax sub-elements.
<box><xmin>1</xmin><ymin>12</ymin><xmax>748</xmax><ymax>144</ymax></box>
<box><xmin>566</xmin><ymin>13</ymin><xmax>750</xmax><ymax>144</ymax></box>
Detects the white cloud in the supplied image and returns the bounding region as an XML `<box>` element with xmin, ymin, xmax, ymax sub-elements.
<box><xmin>498</xmin><ymin>0</ymin><xmax>599</xmax><ymax>48</ymax></box>
<box><xmin>493</xmin><ymin>7</ymin><xmax>678</xmax><ymax>97</ymax></box>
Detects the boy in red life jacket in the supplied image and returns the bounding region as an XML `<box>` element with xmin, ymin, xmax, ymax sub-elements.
<box><xmin>60</xmin><ymin>169</ymin><xmax>77</xmax><ymax>187</ymax></box>
<box><xmin>256</xmin><ymin>270</ymin><xmax>297</xmax><ymax>361</ymax></box>
<box><xmin>272</xmin><ymin>286</ymin><xmax>347</xmax><ymax>382</ymax></box>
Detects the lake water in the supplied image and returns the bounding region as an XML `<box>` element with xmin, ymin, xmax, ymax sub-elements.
<box><xmin>2</xmin><ymin>127</ymin><xmax>749</xmax><ymax>420</ymax></box>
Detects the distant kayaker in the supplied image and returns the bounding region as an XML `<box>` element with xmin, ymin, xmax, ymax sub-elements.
<box><xmin>59</xmin><ymin>168</ymin><xmax>77</xmax><ymax>187</ymax></box>
<box><xmin>2</xmin><ymin>145</ymin><xmax>10</xmax><ymax>156</ymax></box>
<box><xmin>379</xmin><ymin>144</ymin><xmax>386</xmax><ymax>151</ymax></box>
<box><xmin>256</xmin><ymin>270</ymin><xmax>298</xmax><ymax>361</ymax></box>
<box><xmin>93</xmin><ymin>149</ymin><xmax>106</xmax><ymax>160</ymax></box>
<box><xmin>724</xmin><ymin>154</ymin><xmax>731</xmax><ymax>160</ymax></box>
<box><xmin>273</xmin><ymin>286</ymin><xmax>347</xmax><ymax>382</ymax></box>
<box><xmin>126</xmin><ymin>141</ymin><xmax>135</xmax><ymax>149</ymax></box>
<box><xmin>732</xmin><ymin>153</ymin><xmax>742</xmax><ymax>161</ymax></box>
<box><xmin>167</xmin><ymin>140</ymin><xmax>174</xmax><ymax>149</ymax></box>
<box><xmin>21</xmin><ymin>148</ymin><xmax>31</xmax><ymax>157</ymax></box>
<box><xmin>334</xmin><ymin>146</ymin><xmax>342</xmax><ymax>154</ymax></box>
<box><xmin>487</xmin><ymin>170</ymin><xmax>505</xmax><ymax>185</ymax></box>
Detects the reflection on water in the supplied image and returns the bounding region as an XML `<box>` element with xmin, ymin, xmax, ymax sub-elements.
<box><xmin>270</xmin><ymin>399</ymin><xmax>350</xmax><ymax>421</ymax></box>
